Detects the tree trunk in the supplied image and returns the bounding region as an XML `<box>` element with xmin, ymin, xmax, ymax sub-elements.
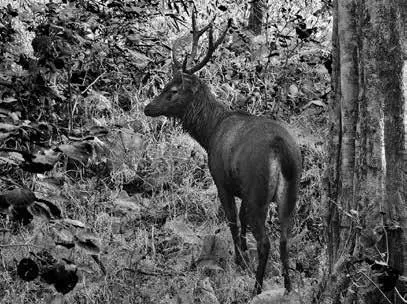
<box><xmin>319</xmin><ymin>0</ymin><xmax>407</xmax><ymax>303</ymax></box>
<box><xmin>248</xmin><ymin>0</ymin><xmax>263</xmax><ymax>35</ymax></box>
<box><xmin>324</xmin><ymin>0</ymin><xmax>341</xmax><ymax>276</ymax></box>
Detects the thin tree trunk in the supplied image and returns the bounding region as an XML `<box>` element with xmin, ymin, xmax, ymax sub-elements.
<box><xmin>380</xmin><ymin>0</ymin><xmax>406</xmax><ymax>275</ymax></box>
<box><xmin>384</xmin><ymin>0</ymin><xmax>407</xmax><ymax>300</ymax></box>
<box><xmin>248</xmin><ymin>0</ymin><xmax>263</xmax><ymax>35</ymax></box>
<box><xmin>337</xmin><ymin>0</ymin><xmax>359</xmax><ymax>259</ymax></box>
<box><xmin>325</xmin><ymin>0</ymin><xmax>341</xmax><ymax>275</ymax></box>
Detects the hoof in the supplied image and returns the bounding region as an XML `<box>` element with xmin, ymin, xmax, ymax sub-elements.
<box><xmin>284</xmin><ymin>279</ymin><xmax>292</xmax><ymax>294</ymax></box>
<box><xmin>252</xmin><ymin>284</ymin><xmax>262</xmax><ymax>296</ymax></box>
<box><xmin>235</xmin><ymin>257</ymin><xmax>246</xmax><ymax>269</ymax></box>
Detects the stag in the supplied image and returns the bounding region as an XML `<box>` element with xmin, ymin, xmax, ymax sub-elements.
<box><xmin>144</xmin><ymin>13</ymin><xmax>302</xmax><ymax>294</ymax></box>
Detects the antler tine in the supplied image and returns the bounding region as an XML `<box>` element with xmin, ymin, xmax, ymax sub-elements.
<box><xmin>182</xmin><ymin>54</ymin><xmax>189</xmax><ymax>71</ymax></box>
<box><xmin>172</xmin><ymin>35</ymin><xmax>184</xmax><ymax>75</ymax></box>
<box><xmin>192</xmin><ymin>10</ymin><xmax>214</xmax><ymax>38</ymax></box>
<box><xmin>185</xmin><ymin>18</ymin><xmax>232</xmax><ymax>74</ymax></box>
<box><xmin>186</xmin><ymin>10</ymin><xmax>216</xmax><ymax>71</ymax></box>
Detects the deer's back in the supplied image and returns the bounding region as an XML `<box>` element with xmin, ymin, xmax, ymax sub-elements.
<box><xmin>207</xmin><ymin>113</ymin><xmax>301</xmax><ymax>199</ymax></box>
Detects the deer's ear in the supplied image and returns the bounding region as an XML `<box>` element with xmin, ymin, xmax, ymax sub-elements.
<box><xmin>190</xmin><ymin>77</ymin><xmax>200</xmax><ymax>94</ymax></box>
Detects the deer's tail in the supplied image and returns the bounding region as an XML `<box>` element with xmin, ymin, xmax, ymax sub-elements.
<box><xmin>270</xmin><ymin>136</ymin><xmax>301</xmax><ymax>182</ymax></box>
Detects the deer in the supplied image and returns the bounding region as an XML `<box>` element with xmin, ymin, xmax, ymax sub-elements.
<box><xmin>144</xmin><ymin>12</ymin><xmax>302</xmax><ymax>295</ymax></box>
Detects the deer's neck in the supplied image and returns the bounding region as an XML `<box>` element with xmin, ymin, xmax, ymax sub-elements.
<box><xmin>181</xmin><ymin>85</ymin><xmax>230</xmax><ymax>150</ymax></box>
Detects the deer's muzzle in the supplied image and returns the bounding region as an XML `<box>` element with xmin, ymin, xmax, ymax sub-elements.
<box><xmin>144</xmin><ymin>103</ymin><xmax>161</xmax><ymax>117</ymax></box>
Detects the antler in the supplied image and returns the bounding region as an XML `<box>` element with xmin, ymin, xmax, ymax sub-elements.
<box><xmin>187</xmin><ymin>10</ymin><xmax>214</xmax><ymax>68</ymax></box>
<box><xmin>173</xmin><ymin>10</ymin><xmax>232</xmax><ymax>75</ymax></box>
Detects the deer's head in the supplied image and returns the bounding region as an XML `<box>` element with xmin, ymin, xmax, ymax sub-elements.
<box><xmin>144</xmin><ymin>12</ymin><xmax>231</xmax><ymax>118</ymax></box>
<box><xmin>144</xmin><ymin>73</ymin><xmax>201</xmax><ymax>118</ymax></box>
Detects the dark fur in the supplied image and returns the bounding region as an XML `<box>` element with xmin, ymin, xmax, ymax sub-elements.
<box><xmin>145</xmin><ymin>73</ymin><xmax>302</xmax><ymax>294</ymax></box>
<box><xmin>180</xmin><ymin>78</ymin><xmax>231</xmax><ymax>148</ymax></box>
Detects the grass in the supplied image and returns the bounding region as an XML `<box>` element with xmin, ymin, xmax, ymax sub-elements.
<box><xmin>0</xmin><ymin>107</ymin><xmax>326</xmax><ymax>303</ymax></box>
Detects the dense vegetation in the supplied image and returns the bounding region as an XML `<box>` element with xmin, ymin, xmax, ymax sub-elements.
<box><xmin>0</xmin><ymin>0</ymin><xmax>330</xmax><ymax>303</ymax></box>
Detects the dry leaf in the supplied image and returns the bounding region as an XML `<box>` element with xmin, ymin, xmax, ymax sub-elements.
<box><xmin>61</xmin><ymin>218</ymin><xmax>86</xmax><ymax>228</ymax></box>
<box><xmin>53</xmin><ymin>228</ymin><xmax>74</xmax><ymax>243</ymax></box>
<box><xmin>127</xmin><ymin>49</ymin><xmax>152</xmax><ymax>69</ymax></box>
<box><xmin>164</xmin><ymin>217</ymin><xmax>199</xmax><ymax>244</ymax></box>
<box><xmin>58</xmin><ymin>142</ymin><xmax>93</xmax><ymax>163</ymax></box>
<box><xmin>249</xmin><ymin>288</ymin><xmax>296</xmax><ymax>304</ymax></box>
<box><xmin>195</xmin><ymin>277</ymin><xmax>219</xmax><ymax>304</ymax></box>
<box><xmin>47</xmin><ymin>294</ymin><xmax>65</xmax><ymax>304</ymax></box>
<box><xmin>74</xmin><ymin>231</ymin><xmax>101</xmax><ymax>254</ymax></box>
<box><xmin>119</xmin><ymin>128</ymin><xmax>144</xmax><ymax>152</ymax></box>
<box><xmin>288</xmin><ymin>84</ymin><xmax>299</xmax><ymax>98</ymax></box>
<box><xmin>301</xmin><ymin>99</ymin><xmax>326</xmax><ymax>109</ymax></box>
<box><xmin>113</xmin><ymin>191</ymin><xmax>142</xmax><ymax>213</ymax></box>
<box><xmin>85</xmin><ymin>91</ymin><xmax>112</xmax><ymax>112</ymax></box>
<box><xmin>195</xmin><ymin>259</ymin><xmax>224</xmax><ymax>272</ymax></box>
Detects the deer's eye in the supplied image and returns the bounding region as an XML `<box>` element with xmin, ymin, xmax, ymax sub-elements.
<box><xmin>170</xmin><ymin>86</ymin><xmax>178</xmax><ymax>94</ymax></box>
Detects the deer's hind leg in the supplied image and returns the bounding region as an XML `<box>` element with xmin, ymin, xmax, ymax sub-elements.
<box><xmin>239</xmin><ymin>202</ymin><xmax>248</xmax><ymax>252</ymax></box>
<box><xmin>244</xmin><ymin>182</ymin><xmax>271</xmax><ymax>294</ymax></box>
<box><xmin>276</xmin><ymin>177</ymin><xmax>297</xmax><ymax>292</ymax></box>
<box><xmin>217</xmin><ymin>186</ymin><xmax>246</xmax><ymax>267</ymax></box>
<box><xmin>249</xmin><ymin>200</ymin><xmax>270</xmax><ymax>295</ymax></box>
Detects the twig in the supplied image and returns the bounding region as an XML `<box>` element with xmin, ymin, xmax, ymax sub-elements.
<box><xmin>395</xmin><ymin>287</ymin><xmax>407</xmax><ymax>303</ymax></box>
<box><xmin>0</xmin><ymin>243</ymin><xmax>41</xmax><ymax>248</ymax></box>
<box><xmin>91</xmin><ymin>254</ymin><xmax>106</xmax><ymax>275</ymax></box>
<box><xmin>120</xmin><ymin>267</ymin><xmax>185</xmax><ymax>277</ymax></box>
<box><xmin>358</xmin><ymin>271</ymin><xmax>392</xmax><ymax>304</ymax></box>
<box><xmin>81</xmin><ymin>72</ymin><xmax>106</xmax><ymax>95</ymax></box>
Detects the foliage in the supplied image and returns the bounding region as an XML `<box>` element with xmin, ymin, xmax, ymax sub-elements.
<box><xmin>0</xmin><ymin>0</ymin><xmax>330</xmax><ymax>303</ymax></box>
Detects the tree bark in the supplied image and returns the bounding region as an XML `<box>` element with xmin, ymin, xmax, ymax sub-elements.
<box><xmin>325</xmin><ymin>0</ymin><xmax>341</xmax><ymax>275</ymax></box>
<box><xmin>319</xmin><ymin>0</ymin><xmax>407</xmax><ymax>303</ymax></box>
<box><xmin>248</xmin><ymin>0</ymin><xmax>263</xmax><ymax>35</ymax></box>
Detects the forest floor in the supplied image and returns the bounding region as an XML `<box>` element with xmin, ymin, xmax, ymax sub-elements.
<box><xmin>0</xmin><ymin>107</ymin><xmax>326</xmax><ymax>304</ymax></box>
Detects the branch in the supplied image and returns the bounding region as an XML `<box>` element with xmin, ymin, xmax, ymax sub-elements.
<box><xmin>81</xmin><ymin>72</ymin><xmax>106</xmax><ymax>95</ymax></box>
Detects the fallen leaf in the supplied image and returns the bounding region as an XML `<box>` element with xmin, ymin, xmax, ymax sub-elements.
<box><xmin>58</xmin><ymin>142</ymin><xmax>93</xmax><ymax>163</ymax></box>
<box><xmin>74</xmin><ymin>231</ymin><xmax>101</xmax><ymax>254</ymax></box>
<box><xmin>164</xmin><ymin>217</ymin><xmax>199</xmax><ymax>244</ymax></box>
<box><xmin>113</xmin><ymin>191</ymin><xmax>142</xmax><ymax>213</ymax></box>
<box><xmin>61</xmin><ymin>218</ymin><xmax>86</xmax><ymax>228</ymax></box>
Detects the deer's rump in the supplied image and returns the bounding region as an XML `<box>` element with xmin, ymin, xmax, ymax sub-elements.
<box><xmin>208</xmin><ymin>114</ymin><xmax>301</xmax><ymax>200</ymax></box>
